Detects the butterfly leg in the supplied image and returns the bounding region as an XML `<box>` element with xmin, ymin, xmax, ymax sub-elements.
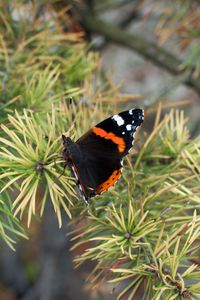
<box><xmin>57</xmin><ymin>162</ymin><xmax>68</xmax><ymax>179</ymax></box>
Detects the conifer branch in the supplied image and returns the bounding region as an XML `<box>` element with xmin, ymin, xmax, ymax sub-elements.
<box><xmin>80</xmin><ymin>14</ymin><xmax>200</xmax><ymax>94</ymax></box>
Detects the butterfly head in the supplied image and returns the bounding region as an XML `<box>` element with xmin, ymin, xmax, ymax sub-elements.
<box><xmin>62</xmin><ymin>135</ymin><xmax>72</xmax><ymax>146</ymax></box>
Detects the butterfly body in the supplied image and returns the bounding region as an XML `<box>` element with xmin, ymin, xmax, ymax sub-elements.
<box><xmin>62</xmin><ymin>108</ymin><xmax>144</xmax><ymax>203</ymax></box>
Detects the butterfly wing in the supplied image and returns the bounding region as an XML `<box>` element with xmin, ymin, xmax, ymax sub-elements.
<box><xmin>69</xmin><ymin>108</ymin><xmax>144</xmax><ymax>200</ymax></box>
<box><xmin>76</xmin><ymin>132</ymin><xmax>123</xmax><ymax>199</ymax></box>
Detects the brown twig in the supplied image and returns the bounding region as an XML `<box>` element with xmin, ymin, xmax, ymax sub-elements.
<box><xmin>80</xmin><ymin>14</ymin><xmax>200</xmax><ymax>94</ymax></box>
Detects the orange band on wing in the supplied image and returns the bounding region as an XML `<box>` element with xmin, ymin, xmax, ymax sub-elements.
<box><xmin>97</xmin><ymin>169</ymin><xmax>122</xmax><ymax>194</ymax></box>
<box><xmin>92</xmin><ymin>127</ymin><xmax>125</xmax><ymax>153</ymax></box>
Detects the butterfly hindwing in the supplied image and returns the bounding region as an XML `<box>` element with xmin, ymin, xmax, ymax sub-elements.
<box><xmin>69</xmin><ymin>147</ymin><xmax>122</xmax><ymax>199</ymax></box>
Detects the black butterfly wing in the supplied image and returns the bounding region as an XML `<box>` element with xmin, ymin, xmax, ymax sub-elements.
<box><xmin>76</xmin><ymin>132</ymin><xmax>123</xmax><ymax>199</ymax></box>
<box><xmin>72</xmin><ymin>108</ymin><xmax>144</xmax><ymax>199</ymax></box>
<box><xmin>78</xmin><ymin>108</ymin><xmax>144</xmax><ymax>153</ymax></box>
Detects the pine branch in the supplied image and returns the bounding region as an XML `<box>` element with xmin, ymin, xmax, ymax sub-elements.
<box><xmin>80</xmin><ymin>14</ymin><xmax>200</xmax><ymax>94</ymax></box>
<box><xmin>71</xmin><ymin>109</ymin><xmax>200</xmax><ymax>300</ymax></box>
<box><xmin>0</xmin><ymin>2</ymin><xmax>200</xmax><ymax>299</ymax></box>
<box><xmin>0</xmin><ymin>191</ymin><xmax>27</xmax><ymax>250</ymax></box>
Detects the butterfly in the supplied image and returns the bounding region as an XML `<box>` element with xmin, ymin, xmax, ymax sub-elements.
<box><xmin>62</xmin><ymin>108</ymin><xmax>144</xmax><ymax>204</ymax></box>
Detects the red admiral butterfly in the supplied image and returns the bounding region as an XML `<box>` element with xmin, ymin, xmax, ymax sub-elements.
<box><xmin>62</xmin><ymin>108</ymin><xmax>144</xmax><ymax>204</ymax></box>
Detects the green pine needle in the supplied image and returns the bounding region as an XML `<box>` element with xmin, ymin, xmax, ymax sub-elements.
<box><xmin>0</xmin><ymin>108</ymin><xmax>76</xmax><ymax>227</ymax></box>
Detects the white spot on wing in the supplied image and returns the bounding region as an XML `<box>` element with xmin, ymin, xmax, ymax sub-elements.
<box><xmin>126</xmin><ymin>124</ymin><xmax>132</xmax><ymax>131</ymax></box>
<box><xmin>129</xmin><ymin>109</ymin><xmax>133</xmax><ymax>115</ymax></box>
<box><xmin>142</xmin><ymin>109</ymin><xmax>144</xmax><ymax>120</ymax></box>
<box><xmin>132</xmin><ymin>131</ymin><xmax>136</xmax><ymax>145</ymax></box>
<box><xmin>112</xmin><ymin>114</ymin><xmax>124</xmax><ymax>126</ymax></box>
<box><xmin>122</xmin><ymin>131</ymin><xmax>125</xmax><ymax>135</ymax></box>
